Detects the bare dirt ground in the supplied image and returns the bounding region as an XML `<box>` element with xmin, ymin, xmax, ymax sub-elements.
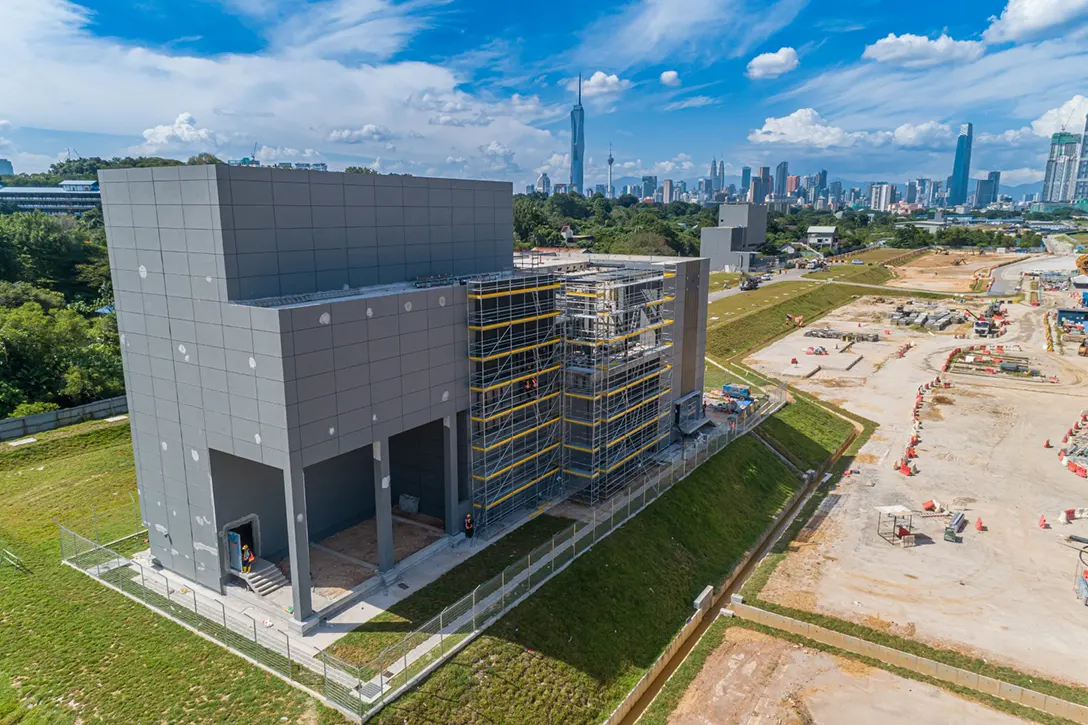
<box><xmin>885</xmin><ymin>251</ymin><xmax>1024</xmax><ymax>293</ymax></box>
<box><xmin>669</xmin><ymin>627</ymin><xmax>1029</xmax><ymax>725</ymax></box>
<box><xmin>747</xmin><ymin>293</ymin><xmax>1088</xmax><ymax>687</ymax></box>
<box><xmin>319</xmin><ymin>518</ymin><xmax>445</xmax><ymax>567</ymax></box>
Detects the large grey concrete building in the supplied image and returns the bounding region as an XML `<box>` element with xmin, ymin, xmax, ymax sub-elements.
<box><xmin>101</xmin><ymin>164</ymin><xmax>708</xmax><ymax>629</ymax></box>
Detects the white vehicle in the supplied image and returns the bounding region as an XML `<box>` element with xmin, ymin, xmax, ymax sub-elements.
<box><xmin>761</xmin><ymin>274</ymin><xmax>774</xmax><ymax>281</ymax></box>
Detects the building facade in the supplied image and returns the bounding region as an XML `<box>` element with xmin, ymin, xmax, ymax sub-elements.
<box><xmin>774</xmin><ymin>162</ymin><xmax>788</xmax><ymax>197</ymax></box>
<box><xmin>948</xmin><ymin>123</ymin><xmax>974</xmax><ymax>206</ymax></box>
<box><xmin>0</xmin><ymin>180</ymin><xmax>101</xmax><ymax>215</ymax></box>
<box><xmin>740</xmin><ymin>167</ymin><xmax>752</xmax><ymax>200</ymax></box>
<box><xmin>100</xmin><ymin>165</ymin><xmax>709</xmax><ymax>630</ymax></box>
<box><xmin>1044</xmin><ymin>131</ymin><xmax>1081</xmax><ymax>203</ymax></box>
<box><xmin>570</xmin><ymin>76</ymin><xmax>585</xmax><ymax>195</ymax></box>
<box><xmin>0</xmin><ymin>158</ymin><xmax>13</xmax><ymax>176</ymax></box>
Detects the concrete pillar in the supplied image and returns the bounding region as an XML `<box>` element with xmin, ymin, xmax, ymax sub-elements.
<box><xmin>282</xmin><ymin>456</ymin><xmax>312</xmax><ymax>621</ymax></box>
<box><xmin>443</xmin><ymin>415</ymin><xmax>460</xmax><ymax>536</ymax></box>
<box><xmin>372</xmin><ymin>438</ymin><xmax>394</xmax><ymax>572</ymax></box>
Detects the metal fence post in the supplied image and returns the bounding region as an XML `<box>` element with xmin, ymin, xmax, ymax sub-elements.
<box><xmin>139</xmin><ymin>563</ymin><xmax>146</xmax><ymax>597</ymax></box>
<box><xmin>131</xmin><ymin>492</ymin><xmax>140</xmax><ymax>536</ymax></box>
<box><xmin>192</xmin><ymin>589</ymin><xmax>199</xmax><ymax>620</ymax></box>
<box><xmin>220</xmin><ymin>600</ymin><xmax>227</xmax><ymax>631</ymax></box>
<box><xmin>91</xmin><ymin>504</ymin><xmax>100</xmax><ymax>545</ymax></box>
<box><xmin>439</xmin><ymin>609</ymin><xmax>445</xmax><ymax>654</ymax></box>
<box><xmin>472</xmin><ymin>586</ymin><xmax>478</xmax><ymax>630</ymax></box>
<box><xmin>252</xmin><ymin>617</ymin><xmax>258</xmax><ymax>645</ymax></box>
<box><xmin>163</xmin><ymin>573</ymin><xmax>171</xmax><ymax>604</ymax></box>
<box><xmin>527</xmin><ymin>552</ymin><xmax>532</xmax><ymax>589</ymax></box>
<box><xmin>285</xmin><ymin>632</ymin><xmax>291</xmax><ymax>675</ymax></box>
<box><xmin>550</xmin><ymin>535</ymin><xmax>555</xmax><ymax>575</ymax></box>
<box><xmin>501</xmin><ymin>570</ymin><xmax>506</xmax><ymax>611</ymax></box>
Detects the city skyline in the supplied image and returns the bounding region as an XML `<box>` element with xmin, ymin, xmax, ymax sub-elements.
<box><xmin>2</xmin><ymin>0</ymin><xmax>1088</xmax><ymax>192</ymax></box>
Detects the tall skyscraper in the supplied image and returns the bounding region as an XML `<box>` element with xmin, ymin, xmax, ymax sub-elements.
<box><xmin>905</xmin><ymin>181</ymin><xmax>917</xmax><ymax>204</ymax></box>
<box><xmin>870</xmin><ymin>183</ymin><xmax>894</xmax><ymax>212</ymax></box>
<box><xmin>829</xmin><ymin>181</ymin><xmax>843</xmax><ymax>204</ymax></box>
<box><xmin>740</xmin><ymin>167</ymin><xmax>752</xmax><ymax>199</ymax></box>
<box><xmin>641</xmin><ymin>175</ymin><xmax>657</xmax><ymax>200</ymax></box>
<box><xmin>525</xmin><ymin>184</ymin><xmax>534</xmax><ymax>194</ymax></box>
<box><xmin>775</xmin><ymin>162</ymin><xmax>788</xmax><ymax>197</ymax></box>
<box><xmin>710</xmin><ymin>159</ymin><xmax>718</xmax><ymax>185</ymax></box>
<box><xmin>0</xmin><ymin>158</ymin><xmax>13</xmax><ymax>176</ymax></box>
<box><xmin>1076</xmin><ymin>115</ymin><xmax>1088</xmax><ymax>202</ymax></box>
<box><xmin>607</xmin><ymin>144</ymin><xmax>614</xmax><ymax>199</ymax></box>
<box><xmin>974</xmin><ymin>176</ymin><xmax>998</xmax><ymax>208</ymax></box>
<box><xmin>717</xmin><ymin>161</ymin><xmax>725</xmax><ymax>193</ymax></box>
<box><xmin>786</xmin><ymin>175</ymin><xmax>800</xmax><ymax>194</ymax></box>
<box><xmin>662</xmin><ymin>179</ymin><xmax>674</xmax><ymax>203</ymax></box>
<box><xmin>1043</xmin><ymin>131</ymin><xmax>1081</xmax><ymax>202</ymax></box>
<box><xmin>948</xmin><ymin>123</ymin><xmax>974</xmax><ymax>206</ymax></box>
<box><xmin>535</xmin><ymin>172</ymin><xmax>552</xmax><ymax>196</ymax></box>
<box><xmin>570</xmin><ymin>74</ymin><xmax>585</xmax><ymax>195</ymax></box>
<box><xmin>816</xmin><ymin>169</ymin><xmax>828</xmax><ymax>190</ymax></box>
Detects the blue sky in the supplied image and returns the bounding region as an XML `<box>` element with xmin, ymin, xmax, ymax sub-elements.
<box><xmin>2</xmin><ymin>0</ymin><xmax>1087</xmax><ymax>190</ymax></box>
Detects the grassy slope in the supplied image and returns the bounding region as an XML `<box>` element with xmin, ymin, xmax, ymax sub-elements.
<box><xmin>328</xmin><ymin>514</ymin><xmax>573</xmax><ymax>668</ymax></box>
<box><xmin>0</xmin><ymin>423</ymin><xmax>349</xmax><ymax>725</ymax></box>
<box><xmin>758</xmin><ymin>397</ymin><xmax>855</xmax><ymax>471</ymax></box>
<box><xmin>804</xmin><ymin>265</ymin><xmax>895</xmax><ymax>285</ymax></box>
<box><xmin>706</xmin><ymin>282</ymin><xmax>819</xmax><ymax>326</ymax></box>
<box><xmin>372</xmin><ymin>435</ymin><xmax>801</xmax><ymax>725</ymax></box>
<box><xmin>850</xmin><ymin>248</ymin><xmax>909</xmax><ymax>263</ymax></box>
<box><xmin>706</xmin><ymin>283</ymin><xmax>942</xmax><ymax>361</ymax></box>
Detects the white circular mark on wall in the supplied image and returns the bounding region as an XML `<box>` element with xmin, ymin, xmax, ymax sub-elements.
<box><xmin>404</xmin><ymin>301</ymin><xmax>412</xmax><ymax>312</ymax></box>
<box><xmin>439</xmin><ymin>296</ymin><xmax>446</xmax><ymax>307</ymax></box>
<box><xmin>205</xmin><ymin>276</ymin><xmax>212</xmax><ymax>283</ymax></box>
<box><xmin>319</xmin><ymin>312</ymin><xmax>331</xmax><ymax>326</ymax></box>
<box><xmin>248</xmin><ymin>356</ymin><xmax>257</xmax><ymax>369</ymax></box>
<box><xmin>442</xmin><ymin>390</ymin><xmax>450</xmax><ymax>402</ymax></box>
<box><xmin>120</xmin><ymin>334</ymin><xmax>126</xmax><ymax>345</ymax></box>
<box><xmin>296</xmin><ymin>514</ymin><xmax>304</xmax><ymax>524</ymax></box>
<box><xmin>328</xmin><ymin>427</ymin><xmax>336</xmax><ymax>436</ymax></box>
<box><xmin>138</xmin><ymin>265</ymin><xmax>147</xmax><ymax>279</ymax></box>
<box><xmin>254</xmin><ymin>433</ymin><xmax>262</xmax><ymax>445</ymax></box>
<box><xmin>184</xmin><ymin>355</ymin><xmax>190</xmax><ymax>362</ymax></box>
<box><xmin>178</xmin><ymin>344</ymin><xmax>187</xmax><ymax>354</ymax></box>
<box><xmin>343</xmin><ymin>283</ymin><xmax>350</xmax><ymax>290</ymax></box>
<box><xmin>160</xmin><ymin>441</ymin><xmax>168</xmax><ymax>451</ymax></box>
<box><xmin>372</xmin><ymin>413</ymin><xmax>378</xmax><ymax>422</ymax></box>
<box><xmin>191</xmin><ymin>449</ymin><xmax>200</xmax><ymax>462</ymax></box>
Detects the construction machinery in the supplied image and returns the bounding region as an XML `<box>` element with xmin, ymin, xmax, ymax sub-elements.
<box><xmin>739</xmin><ymin>273</ymin><xmax>760</xmax><ymax>291</ymax></box>
<box><xmin>786</xmin><ymin>313</ymin><xmax>805</xmax><ymax>328</ymax></box>
<box><xmin>1078</xmin><ymin>254</ymin><xmax>1088</xmax><ymax>277</ymax></box>
<box><xmin>1079</xmin><ymin>341</ymin><xmax>1088</xmax><ymax>357</ymax></box>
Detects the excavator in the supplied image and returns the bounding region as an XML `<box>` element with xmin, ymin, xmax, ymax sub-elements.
<box><xmin>739</xmin><ymin>273</ymin><xmax>761</xmax><ymax>291</ymax></box>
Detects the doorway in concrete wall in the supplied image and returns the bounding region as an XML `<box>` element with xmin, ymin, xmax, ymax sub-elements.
<box><xmin>226</xmin><ymin>520</ymin><xmax>256</xmax><ymax>573</ymax></box>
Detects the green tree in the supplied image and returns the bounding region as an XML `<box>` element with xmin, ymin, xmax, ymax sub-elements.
<box><xmin>187</xmin><ymin>153</ymin><xmax>224</xmax><ymax>165</ymax></box>
<box><xmin>345</xmin><ymin>166</ymin><xmax>378</xmax><ymax>174</ymax></box>
<box><xmin>0</xmin><ymin>281</ymin><xmax>65</xmax><ymax>311</ymax></box>
<box><xmin>0</xmin><ymin>212</ymin><xmax>103</xmax><ymax>301</ymax></box>
<box><xmin>609</xmin><ymin>231</ymin><xmax>675</xmax><ymax>256</ymax></box>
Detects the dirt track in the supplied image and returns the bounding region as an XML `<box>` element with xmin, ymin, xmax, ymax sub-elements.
<box><xmin>885</xmin><ymin>252</ymin><xmax>1023</xmax><ymax>293</ymax></box>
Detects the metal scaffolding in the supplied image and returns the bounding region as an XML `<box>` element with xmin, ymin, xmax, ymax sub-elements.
<box><xmin>467</xmin><ymin>272</ymin><xmax>564</xmax><ymax>532</ymax></box>
<box><xmin>560</xmin><ymin>266</ymin><xmax>675</xmax><ymax>504</ymax></box>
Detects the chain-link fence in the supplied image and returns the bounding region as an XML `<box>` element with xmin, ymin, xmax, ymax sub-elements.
<box><xmin>57</xmin><ymin>383</ymin><xmax>786</xmax><ymax>722</ymax></box>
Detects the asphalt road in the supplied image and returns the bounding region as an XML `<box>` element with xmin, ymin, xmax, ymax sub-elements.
<box><xmin>988</xmin><ymin>238</ymin><xmax>1077</xmax><ymax>296</ymax></box>
<box><xmin>706</xmin><ymin>268</ymin><xmax>807</xmax><ymax>303</ymax></box>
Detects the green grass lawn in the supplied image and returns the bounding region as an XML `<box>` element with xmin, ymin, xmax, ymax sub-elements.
<box><xmin>372</xmin><ymin>435</ymin><xmax>801</xmax><ymax>725</ymax></box>
<box><xmin>0</xmin><ymin>422</ymin><xmax>349</xmax><ymax>724</ymax></box>
<box><xmin>703</xmin><ymin>364</ymin><xmax>765</xmax><ymax>395</ymax></box>
<box><xmin>706</xmin><ymin>282</ymin><xmax>819</xmax><ymax>329</ymax></box>
<box><xmin>709</xmin><ymin>271</ymin><xmax>742</xmax><ymax>289</ymax></box>
<box><xmin>328</xmin><ymin>513</ymin><xmax>574</xmax><ymax>669</ymax></box>
<box><xmin>804</xmin><ymin>264</ymin><xmax>895</xmax><ymax>285</ymax></box>
<box><xmin>847</xmin><ymin>248</ymin><xmax>906</xmax><ymax>263</ymax></box>
<box><xmin>758</xmin><ymin>398</ymin><xmax>856</xmax><ymax>471</ymax></box>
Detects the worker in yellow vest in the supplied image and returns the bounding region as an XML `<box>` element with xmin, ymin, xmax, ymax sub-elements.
<box><xmin>464</xmin><ymin>513</ymin><xmax>475</xmax><ymax>540</ymax></box>
<box><xmin>241</xmin><ymin>544</ymin><xmax>255</xmax><ymax>573</ymax></box>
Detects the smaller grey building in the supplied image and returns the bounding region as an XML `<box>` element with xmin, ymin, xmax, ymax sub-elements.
<box><xmin>716</xmin><ymin>203</ymin><xmax>767</xmax><ymax>252</ymax></box>
<box><xmin>699</xmin><ymin>202</ymin><xmax>768</xmax><ymax>271</ymax></box>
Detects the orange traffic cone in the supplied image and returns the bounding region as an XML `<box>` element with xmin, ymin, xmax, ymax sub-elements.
<box><xmin>975</xmin><ymin>517</ymin><xmax>984</xmax><ymax>532</ymax></box>
<box><xmin>1044</xmin><ymin>439</ymin><xmax>1052</xmax><ymax>448</ymax></box>
<box><xmin>1039</xmin><ymin>515</ymin><xmax>1049</xmax><ymax>529</ymax></box>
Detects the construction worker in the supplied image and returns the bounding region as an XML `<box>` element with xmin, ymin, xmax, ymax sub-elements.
<box><xmin>464</xmin><ymin>513</ymin><xmax>475</xmax><ymax>540</ymax></box>
<box><xmin>241</xmin><ymin>544</ymin><xmax>255</xmax><ymax>573</ymax></box>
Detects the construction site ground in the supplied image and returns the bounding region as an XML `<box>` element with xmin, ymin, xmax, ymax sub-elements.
<box><xmin>746</xmin><ymin>294</ymin><xmax>1088</xmax><ymax>687</ymax></box>
<box><xmin>669</xmin><ymin>627</ymin><xmax>1029</xmax><ymax>725</ymax></box>
<box><xmin>885</xmin><ymin>251</ymin><xmax>1024</xmax><ymax>293</ymax></box>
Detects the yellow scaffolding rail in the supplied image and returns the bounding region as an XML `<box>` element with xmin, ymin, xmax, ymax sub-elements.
<box><xmin>468</xmin><ymin>283</ymin><xmax>560</xmax><ymax>300</ymax></box>
<box><xmin>470</xmin><ymin>337</ymin><xmax>560</xmax><ymax>362</ymax></box>
<box><xmin>474</xmin><ymin>467</ymin><xmax>561</xmax><ymax>510</ymax></box>
<box><xmin>471</xmin><ymin>390</ymin><xmax>561</xmax><ymax>423</ymax></box>
<box><xmin>472</xmin><ymin>442</ymin><xmax>561</xmax><ymax>482</ymax></box>
<box><xmin>469</xmin><ymin>310</ymin><xmax>560</xmax><ymax>331</ymax></box>
<box><xmin>563</xmin><ymin>365</ymin><xmax>672</xmax><ymax>401</ymax></box>
<box><xmin>566</xmin><ymin>319</ymin><xmax>673</xmax><ymax>346</ymax></box>
<box><xmin>472</xmin><ymin>416</ymin><xmax>561</xmax><ymax>453</ymax></box>
<box><xmin>471</xmin><ymin>363</ymin><xmax>562</xmax><ymax>393</ymax></box>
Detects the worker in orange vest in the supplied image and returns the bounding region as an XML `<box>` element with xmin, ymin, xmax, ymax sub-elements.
<box><xmin>241</xmin><ymin>544</ymin><xmax>255</xmax><ymax>573</ymax></box>
<box><xmin>464</xmin><ymin>513</ymin><xmax>475</xmax><ymax>540</ymax></box>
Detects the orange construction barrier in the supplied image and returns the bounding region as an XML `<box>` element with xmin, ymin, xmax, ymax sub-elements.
<box><xmin>975</xmin><ymin>517</ymin><xmax>984</xmax><ymax>532</ymax></box>
<box><xmin>1068</xmin><ymin>461</ymin><xmax>1077</xmax><ymax>472</ymax></box>
<box><xmin>899</xmin><ymin>463</ymin><xmax>912</xmax><ymax>476</ymax></box>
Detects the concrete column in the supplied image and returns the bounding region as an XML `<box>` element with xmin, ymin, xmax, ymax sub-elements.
<box><xmin>372</xmin><ymin>438</ymin><xmax>395</xmax><ymax>572</ymax></box>
<box><xmin>282</xmin><ymin>456</ymin><xmax>312</xmax><ymax>621</ymax></box>
<box><xmin>443</xmin><ymin>415</ymin><xmax>460</xmax><ymax>536</ymax></box>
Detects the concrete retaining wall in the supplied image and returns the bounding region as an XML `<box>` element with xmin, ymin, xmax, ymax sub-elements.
<box><xmin>731</xmin><ymin>603</ymin><xmax>1088</xmax><ymax>724</ymax></box>
<box><xmin>0</xmin><ymin>396</ymin><xmax>128</xmax><ymax>441</ymax></box>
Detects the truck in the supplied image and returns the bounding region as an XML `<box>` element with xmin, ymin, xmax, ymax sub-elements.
<box><xmin>723</xmin><ymin>384</ymin><xmax>752</xmax><ymax>400</ymax></box>
<box><xmin>739</xmin><ymin>274</ymin><xmax>760</xmax><ymax>291</ymax></box>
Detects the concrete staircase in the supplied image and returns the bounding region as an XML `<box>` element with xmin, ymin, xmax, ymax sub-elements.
<box><xmin>240</xmin><ymin>558</ymin><xmax>289</xmax><ymax>597</ymax></box>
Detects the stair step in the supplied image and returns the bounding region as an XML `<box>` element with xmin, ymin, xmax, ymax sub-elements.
<box><xmin>240</xmin><ymin>557</ymin><xmax>289</xmax><ymax>597</ymax></box>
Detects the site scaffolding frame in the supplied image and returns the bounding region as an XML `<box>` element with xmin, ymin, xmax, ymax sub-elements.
<box><xmin>467</xmin><ymin>272</ymin><xmax>565</xmax><ymax>534</ymax></box>
<box><xmin>560</xmin><ymin>265</ymin><xmax>676</xmax><ymax>504</ymax></box>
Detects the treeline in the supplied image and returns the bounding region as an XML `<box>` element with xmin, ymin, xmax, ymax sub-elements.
<box><xmin>0</xmin><ymin>211</ymin><xmax>122</xmax><ymax>418</ymax></box>
<box><xmin>0</xmin><ymin>153</ymin><xmax>224</xmax><ymax>188</ymax></box>
<box><xmin>513</xmin><ymin>192</ymin><xmax>714</xmax><ymax>256</ymax></box>
<box><xmin>888</xmin><ymin>223</ymin><xmax>1043</xmax><ymax>249</ymax></box>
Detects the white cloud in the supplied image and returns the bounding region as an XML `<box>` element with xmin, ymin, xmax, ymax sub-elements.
<box><xmin>140</xmin><ymin>113</ymin><xmax>222</xmax><ymax>151</ymax></box>
<box><xmin>664</xmin><ymin>96</ymin><xmax>718</xmax><ymax>111</ymax></box>
<box><xmin>1029</xmin><ymin>94</ymin><xmax>1088</xmax><ymax>136</ymax></box>
<box><xmin>268</xmin><ymin>0</ymin><xmax>446</xmax><ymax>61</ymax></box>
<box><xmin>748</xmin><ymin>108</ymin><xmax>878</xmax><ymax>148</ymax></box>
<box><xmin>749</xmin><ymin>109</ymin><xmax>958</xmax><ymax>150</ymax></box>
<box><xmin>984</xmin><ymin>0</ymin><xmax>1088</xmax><ymax>43</ymax></box>
<box><xmin>650</xmin><ymin>153</ymin><xmax>695</xmax><ymax>175</ymax></box>
<box><xmin>659</xmin><ymin>70</ymin><xmax>680</xmax><ymax>86</ymax></box>
<box><xmin>576</xmin><ymin>0</ymin><xmax>807</xmax><ymax>69</ymax></box>
<box><xmin>0</xmin><ymin>120</ymin><xmax>10</xmax><ymax>132</ymax></box>
<box><xmin>535</xmin><ymin>152</ymin><xmax>569</xmax><ymax>176</ymax></box>
<box><xmin>746</xmin><ymin>47</ymin><xmax>799</xmax><ymax>79</ymax></box>
<box><xmin>891</xmin><ymin>121</ymin><xmax>953</xmax><ymax>148</ymax></box>
<box><xmin>0</xmin><ymin>0</ymin><xmax>560</xmax><ymax>180</ymax></box>
<box><xmin>986</xmin><ymin>167</ymin><xmax>1045</xmax><ymax>185</ymax></box>
<box><xmin>862</xmin><ymin>33</ymin><xmax>984</xmax><ymax>68</ymax></box>
<box><xmin>326</xmin><ymin>124</ymin><xmax>394</xmax><ymax>143</ymax></box>
<box><xmin>255</xmin><ymin>145</ymin><xmax>322</xmax><ymax>162</ymax></box>
<box><xmin>569</xmin><ymin>71</ymin><xmax>632</xmax><ymax>98</ymax></box>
